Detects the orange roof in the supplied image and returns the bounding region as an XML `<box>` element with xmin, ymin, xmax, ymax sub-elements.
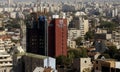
<box><xmin>0</xmin><ymin>35</ymin><xmax>11</xmax><ymax>40</ymax></box>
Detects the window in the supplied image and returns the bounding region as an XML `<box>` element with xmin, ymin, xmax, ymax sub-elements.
<box><xmin>96</xmin><ymin>61</ymin><xmax>98</xmax><ymax>64</ymax></box>
<box><xmin>84</xmin><ymin>60</ymin><xmax>87</xmax><ymax>63</ymax></box>
<box><xmin>96</xmin><ymin>67</ymin><xmax>98</xmax><ymax>70</ymax></box>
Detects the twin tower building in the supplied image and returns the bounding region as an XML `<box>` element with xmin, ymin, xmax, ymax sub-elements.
<box><xmin>26</xmin><ymin>14</ymin><xmax>67</xmax><ymax>57</ymax></box>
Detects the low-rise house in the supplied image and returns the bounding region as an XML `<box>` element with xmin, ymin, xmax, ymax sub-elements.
<box><xmin>67</xmin><ymin>39</ymin><xmax>76</xmax><ymax>48</ymax></box>
<box><xmin>73</xmin><ymin>58</ymin><xmax>93</xmax><ymax>72</ymax></box>
<box><xmin>93</xmin><ymin>59</ymin><xmax>120</xmax><ymax>72</ymax></box>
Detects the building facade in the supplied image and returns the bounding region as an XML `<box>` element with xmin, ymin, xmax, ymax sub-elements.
<box><xmin>48</xmin><ymin>17</ymin><xmax>67</xmax><ymax>57</ymax></box>
<box><xmin>26</xmin><ymin>15</ymin><xmax>48</xmax><ymax>56</ymax></box>
<box><xmin>73</xmin><ymin>58</ymin><xmax>92</xmax><ymax>72</ymax></box>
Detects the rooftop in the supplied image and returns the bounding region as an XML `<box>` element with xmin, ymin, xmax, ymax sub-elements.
<box><xmin>25</xmin><ymin>53</ymin><xmax>47</xmax><ymax>59</ymax></box>
<box><xmin>0</xmin><ymin>52</ymin><xmax>10</xmax><ymax>57</ymax></box>
<box><xmin>16</xmin><ymin>52</ymin><xmax>48</xmax><ymax>59</ymax></box>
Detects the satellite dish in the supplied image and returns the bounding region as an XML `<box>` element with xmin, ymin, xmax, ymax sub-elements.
<box><xmin>101</xmin><ymin>56</ymin><xmax>105</xmax><ymax>60</ymax></box>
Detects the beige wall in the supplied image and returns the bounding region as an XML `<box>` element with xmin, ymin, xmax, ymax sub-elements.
<box><xmin>80</xmin><ymin>58</ymin><xmax>92</xmax><ymax>72</ymax></box>
<box><xmin>67</xmin><ymin>40</ymin><xmax>76</xmax><ymax>48</ymax></box>
<box><xmin>73</xmin><ymin>58</ymin><xmax>92</xmax><ymax>72</ymax></box>
<box><xmin>83</xmin><ymin>20</ymin><xmax>89</xmax><ymax>35</ymax></box>
<box><xmin>0</xmin><ymin>67</ymin><xmax>12</xmax><ymax>72</ymax></box>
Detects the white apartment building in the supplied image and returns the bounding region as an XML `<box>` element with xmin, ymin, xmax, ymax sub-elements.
<box><xmin>0</xmin><ymin>37</ymin><xmax>13</xmax><ymax>72</ymax></box>
<box><xmin>67</xmin><ymin>39</ymin><xmax>76</xmax><ymax>48</ymax></box>
<box><xmin>68</xmin><ymin>28</ymin><xmax>81</xmax><ymax>40</ymax></box>
<box><xmin>0</xmin><ymin>30</ymin><xmax>6</xmax><ymax>36</ymax></box>
<box><xmin>10</xmin><ymin>12</ymin><xmax>17</xmax><ymax>19</ymax></box>
<box><xmin>78</xmin><ymin>17</ymin><xmax>89</xmax><ymax>37</ymax></box>
<box><xmin>70</xmin><ymin>16</ymin><xmax>89</xmax><ymax>37</ymax></box>
<box><xmin>0</xmin><ymin>52</ymin><xmax>13</xmax><ymax>72</ymax></box>
<box><xmin>0</xmin><ymin>8</ymin><xmax>3</xmax><ymax>12</ymax></box>
<box><xmin>112</xmin><ymin>29</ymin><xmax>120</xmax><ymax>49</ymax></box>
<box><xmin>4</xmin><ymin>38</ymin><xmax>14</xmax><ymax>51</ymax></box>
<box><xmin>0</xmin><ymin>36</ymin><xmax>14</xmax><ymax>52</ymax></box>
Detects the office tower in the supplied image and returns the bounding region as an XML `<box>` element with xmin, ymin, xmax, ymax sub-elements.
<box><xmin>48</xmin><ymin>17</ymin><xmax>67</xmax><ymax>57</ymax></box>
<box><xmin>26</xmin><ymin>14</ymin><xmax>67</xmax><ymax>57</ymax></box>
<box><xmin>26</xmin><ymin>15</ymin><xmax>48</xmax><ymax>56</ymax></box>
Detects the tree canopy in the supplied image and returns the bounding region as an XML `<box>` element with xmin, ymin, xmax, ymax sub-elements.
<box><xmin>99</xmin><ymin>21</ymin><xmax>118</xmax><ymax>31</ymax></box>
<box><xmin>85</xmin><ymin>31</ymin><xmax>94</xmax><ymax>40</ymax></box>
<box><xmin>74</xmin><ymin>37</ymin><xmax>82</xmax><ymax>46</ymax></box>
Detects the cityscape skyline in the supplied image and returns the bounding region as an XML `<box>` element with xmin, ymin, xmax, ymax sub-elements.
<box><xmin>0</xmin><ymin>0</ymin><xmax>120</xmax><ymax>2</ymax></box>
<box><xmin>0</xmin><ymin>0</ymin><xmax>119</xmax><ymax>71</ymax></box>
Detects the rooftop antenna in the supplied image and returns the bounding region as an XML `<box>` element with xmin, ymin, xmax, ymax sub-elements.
<box><xmin>8</xmin><ymin>0</ymin><xmax>11</xmax><ymax>17</ymax></box>
<box><xmin>37</xmin><ymin>0</ymin><xmax>39</xmax><ymax>18</ymax></box>
<box><xmin>8</xmin><ymin>0</ymin><xmax>10</xmax><ymax>12</ymax></box>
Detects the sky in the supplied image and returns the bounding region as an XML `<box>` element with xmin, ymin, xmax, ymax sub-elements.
<box><xmin>0</xmin><ymin>0</ymin><xmax>119</xmax><ymax>2</ymax></box>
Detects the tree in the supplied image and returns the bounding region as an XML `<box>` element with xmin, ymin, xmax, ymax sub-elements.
<box><xmin>68</xmin><ymin>48</ymin><xmax>87</xmax><ymax>58</ymax></box>
<box><xmin>114</xmin><ymin>53</ymin><xmax>120</xmax><ymax>61</ymax></box>
<box><xmin>84</xmin><ymin>31</ymin><xmax>94</xmax><ymax>40</ymax></box>
<box><xmin>56</xmin><ymin>55</ymin><xmax>68</xmax><ymax>66</ymax></box>
<box><xmin>104</xmin><ymin>46</ymin><xmax>118</xmax><ymax>58</ymax></box>
<box><xmin>101</xmin><ymin>53</ymin><xmax>110</xmax><ymax>58</ymax></box>
<box><xmin>99</xmin><ymin>21</ymin><xmax>118</xmax><ymax>31</ymax></box>
<box><xmin>81</xmin><ymin>48</ymin><xmax>88</xmax><ymax>57</ymax></box>
<box><xmin>74</xmin><ymin>37</ymin><xmax>82</xmax><ymax>46</ymax></box>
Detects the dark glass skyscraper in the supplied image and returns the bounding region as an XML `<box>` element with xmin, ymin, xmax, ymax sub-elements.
<box><xmin>26</xmin><ymin>15</ymin><xmax>48</xmax><ymax>56</ymax></box>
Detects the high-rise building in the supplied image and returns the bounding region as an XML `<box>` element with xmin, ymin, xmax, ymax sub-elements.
<box><xmin>48</xmin><ymin>17</ymin><xmax>67</xmax><ymax>57</ymax></box>
<box><xmin>26</xmin><ymin>15</ymin><xmax>48</xmax><ymax>56</ymax></box>
<box><xmin>26</xmin><ymin>14</ymin><xmax>67</xmax><ymax>57</ymax></box>
<box><xmin>69</xmin><ymin>16</ymin><xmax>89</xmax><ymax>37</ymax></box>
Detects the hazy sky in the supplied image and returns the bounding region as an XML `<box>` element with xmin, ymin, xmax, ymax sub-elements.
<box><xmin>1</xmin><ymin>0</ymin><xmax>119</xmax><ymax>2</ymax></box>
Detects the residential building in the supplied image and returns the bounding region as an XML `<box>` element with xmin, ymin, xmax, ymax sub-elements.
<box><xmin>69</xmin><ymin>16</ymin><xmax>89</xmax><ymax>37</ymax></box>
<box><xmin>115</xmin><ymin>61</ymin><xmax>120</xmax><ymax>71</ymax></box>
<box><xmin>0</xmin><ymin>51</ymin><xmax>13</xmax><ymax>72</ymax></box>
<box><xmin>112</xmin><ymin>28</ymin><xmax>120</xmax><ymax>49</ymax></box>
<box><xmin>68</xmin><ymin>28</ymin><xmax>81</xmax><ymax>40</ymax></box>
<box><xmin>67</xmin><ymin>39</ymin><xmax>76</xmax><ymax>48</ymax></box>
<box><xmin>94</xmin><ymin>59</ymin><xmax>120</xmax><ymax>72</ymax></box>
<box><xmin>95</xmin><ymin>33</ymin><xmax>112</xmax><ymax>40</ymax></box>
<box><xmin>93</xmin><ymin>59</ymin><xmax>110</xmax><ymax>72</ymax></box>
<box><xmin>73</xmin><ymin>58</ymin><xmax>92</xmax><ymax>72</ymax></box>
<box><xmin>0</xmin><ymin>36</ymin><xmax>14</xmax><ymax>52</ymax></box>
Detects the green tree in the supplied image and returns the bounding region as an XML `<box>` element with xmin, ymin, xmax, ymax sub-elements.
<box><xmin>99</xmin><ymin>21</ymin><xmax>118</xmax><ymax>31</ymax></box>
<box><xmin>104</xmin><ymin>46</ymin><xmax>118</xmax><ymax>58</ymax></box>
<box><xmin>68</xmin><ymin>48</ymin><xmax>87</xmax><ymax>58</ymax></box>
<box><xmin>84</xmin><ymin>31</ymin><xmax>94</xmax><ymax>40</ymax></box>
<box><xmin>81</xmin><ymin>48</ymin><xmax>88</xmax><ymax>57</ymax></box>
<box><xmin>101</xmin><ymin>53</ymin><xmax>110</xmax><ymax>58</ymax></box>
<box><xmin>74</xmin><ymin>37</ymin><xmax>82</xmax><ymax>46</ymax></box>
<box><xmin>56</xmin><ymin>55</ymin><xmax>67</xmax><ymax>66</ymax></box>
<box><xmin>114</xmin><ymin>53</ymin><xmax>120</xmax><ymax>61</ymax></box>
